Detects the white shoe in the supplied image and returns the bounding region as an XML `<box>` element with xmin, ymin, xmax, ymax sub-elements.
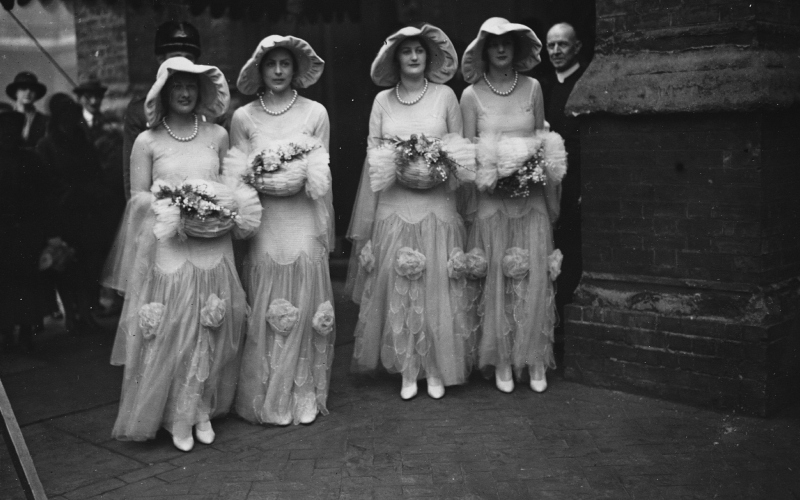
<box><xmin>530</xmin><ymin>376</ymin><xmax>548</xmax><ymax>393</ymax></box>
<box><xmin>427</xmin><ymin>378</ymin><xmax>445</xmax><ymax>399</ymax></box>
<box><xmin>496</xmin><ymin>377</ymin><xmax>514</xmax><ymax>393</ymax></box>
<box><xmin>172</xmin><ymin>435</ymin><xmax>195</xmax><ymax>452</ymax></box>
<box><xmin>495</xmin><ymin>365</ymin><xmax>514</xmax><ymax>393</ymax></box>
<box><xmin>401</xmin><ymin>379</ymin><xmax>418</xmax><ymax>400</ymax></box>
<box><xmin>299</xmin><ymin>407</ymin><xmax>318</xmax><ymax>424</ymax></box>
<box><xmin>194</xmin><ymin>421</ymin><xmax>215</xmax><ymax>445</ymax></box>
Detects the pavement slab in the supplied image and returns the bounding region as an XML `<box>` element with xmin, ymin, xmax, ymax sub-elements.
<box><xmin>1</xmin><ymin>280</ymin><xmax>799</xmax><ymax>499</ymax></box>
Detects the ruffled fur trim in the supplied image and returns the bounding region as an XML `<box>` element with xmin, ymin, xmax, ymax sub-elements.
<box><xmin>304</xmin><ymin>147</ymin><xmax>331</xmax><ymax>200</ymax></box>
<box><xmin>476</xmin><ymin>133</ymin><xmax>500</xmax><ymax>191</ymax></box>
<box><xmin>542</xmin><ymin>131</ymin><xmax>567</xmax><ymax>183</ymax></box>
<box><xmin>367</xmin><ymin>146</ymin><xmax>397</xmax><ymax>192</ymax></box>
<box><xmin>442</xmin><ymin>133</ymin><xmax>477</xmax><ymax>189</ymax></box>
<box><xmin>476</xmin><ymin>131</ymin><xmax>567</xmax><ymax>191</ymax></box>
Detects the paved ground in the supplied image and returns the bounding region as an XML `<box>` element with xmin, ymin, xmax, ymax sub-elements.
<box><xmin>2</xmin><ymin>282</ymin><xmax>800</xmax><ymax>499</ymax></box>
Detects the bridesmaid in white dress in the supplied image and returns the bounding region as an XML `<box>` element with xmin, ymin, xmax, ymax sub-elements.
<box><xmin>105</xmin><ymin>57</ymin><xmax>252</xmax><ymax>451</ymax></box>
<box><xmin>460</xmin><ymin>18</ymin><xmax>562</xmax><ymax>393</ymax></box>
<box><xmin>346</xmin><ymin>25</ymin><xmax>474</xmax><ymax>400</ymax></box>
<box><xmin>230</xmin><ymin>36</ymin><xmax>335</xmax><ymax>426</ymax></box>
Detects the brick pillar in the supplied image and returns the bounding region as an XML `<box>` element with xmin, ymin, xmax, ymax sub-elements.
<box><xmin>563</xmin><ymin>0</ymin><xmax>800</xmax><ymax>416</ymax></box>
<box><xmin>73</xmin><ymin>0</ymin><xmax>130</xmax><ymax>118</ymax></box>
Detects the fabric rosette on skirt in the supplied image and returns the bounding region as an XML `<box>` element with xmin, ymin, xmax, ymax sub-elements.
<box><xmin>368</xmin><ymin>133</ymin><xmax>476</xmax><ymax>192</ymax></box>
<box><xmin>151</xmin><ymin>179</ymin><xmax>242</xmax><ymax>240</ymax></box>
<box><xmin>235</xmin><ymin>137</ymin><xmax>330</xmax><ymax>198</ymax></box>
<box><xmin>476</xmin><ymin>131</ymin><xmax>567</xmax><ymax>197</ymax></box>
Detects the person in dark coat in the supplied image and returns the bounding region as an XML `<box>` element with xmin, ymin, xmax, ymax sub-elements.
<box><xmin>36</xmin><ymin>94</ymin><xmax>106</xmax><ymax>333</ymax></box>
<box><xmin>75</xmin><ymin>80</ymin><xmax>126</xmax><ymax>253</ymax></box>
<box><xmin>0</xmin><ymin>108</ymin><xmax>55</xmax><ymax>351</ymax></box>
<box><xmin>6</xmin><ymin>71</ymin><xmax>49</xmax><ymax>149</ymax></box>
<box><xmin>122</xmin><ymin>21</ymin><xmax>202</xmax><ymax>199</ymax></box>
<box><xmin>539</xmin><ymin>22</ymin><xmax>586</xmax><ymax>341</ymax></box>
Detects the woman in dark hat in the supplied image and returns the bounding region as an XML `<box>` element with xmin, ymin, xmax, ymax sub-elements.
<box><xmin>6</xmin><ymin>71</ymin><xmax>48</xmax><ymax>148</ymax></box>
<box><xmin>0</xmin><ymin>108</ymin><xmax>55</xmax><ymax>351</ymax></box>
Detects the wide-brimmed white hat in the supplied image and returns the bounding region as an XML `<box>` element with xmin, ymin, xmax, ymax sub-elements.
<box><xmin>144</xmin><ymin>57</ymin><xmax>229</xmax><ymax>126</ymax></box>
<box><xmin>237</xmin><ymin>35</ymin><xmax>325</xmax><ymax>95</ymax></box>
<box><xmin>370</xmin><ymin>24</ymin><xmax>458</xmax><ymax>87</ymax></box>
<box><xmin>461</xmin><ymin>17</ymin><xmax>542</xmax><ymax>84</ymax></box>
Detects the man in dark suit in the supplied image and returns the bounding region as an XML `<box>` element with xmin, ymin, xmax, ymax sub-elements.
<box><xmin>6</xmin><ymin>71</ymin><xmax>48</xmax><ymax>149</ymax></box>
<box><xmin>539</xmin><ymin>22</ymin><xmax>586</xmax><ymax>339</ymax></box>
<box><xmin>121</xmin><ymin>21</ymin><xmax>201</xmax><ymax>199</ymax></box>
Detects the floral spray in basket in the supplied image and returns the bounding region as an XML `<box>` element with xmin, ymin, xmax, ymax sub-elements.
<box><xmin>368</xmin><ymin>133</ymin><xmax>476</xmax><ymax>192</ymax></box>
<box><xmin>239</xmin><ymin>137</ymin><xmax>330</xmax><ymax>199</ymax></box>
<box><xmin>476</xmin><ymin>131</ymin><xmax>567</xmax><ymax>197</ymax></box>
<box><xmin>152</xmin><ymin>179</ymin><xmax>241</xmax><ymax>240</ymax></box>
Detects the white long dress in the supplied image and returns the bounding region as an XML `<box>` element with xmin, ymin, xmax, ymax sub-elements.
<box><xmin>106</xmin><ymin>122</ymin><xmax>246</xmax><ymax>441</ymax></box>
<box><xmin>230</xmin><ymin>97</ymin><xmax>336</xmax><ymax>425</ymax></box>
<box><xmin>346</xmin><ymin>83</ymin><xmax>475</xmax><ymax>386</ymax></box>
<box><xmin>460</xmin><ymin>76</ymin><xmax>558</xmax><ymax>378</ymax></box>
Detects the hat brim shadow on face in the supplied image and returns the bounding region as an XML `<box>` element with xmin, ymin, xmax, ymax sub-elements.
<box><xmin>461</xmin><ymin>17</ymin><xmax>542</xmax><ymax>85</ymax></box>
<box><xmin>370</xmin><ymin>24</ymin><xmax>459</xmax><ymax>87</ymax></box>
<box><xmin>6</xmin><ymin>82</ymin><xmax>47</xmax><ymax>102</ymax></box>
<box><xmin>237</xmin><ymin>36</ymin><xmax>325</xmax><ymax>95</ymax></box>
<box><xmin>144</xmin><ymin>57</ymin><xmax>230</xmax><ymax>127</ymax></box>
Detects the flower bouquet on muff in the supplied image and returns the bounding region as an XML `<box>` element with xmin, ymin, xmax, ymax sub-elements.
<box><xmin>476</xmin><ymin>131</ymin><xmax>567</xmax><ymax>197</ymax></box>
<box><xmin>368</xmin><ymin>133</ymin><xmax>476</xmax><ymax>192</ymax></box>
<box><xmin>151</xmin><ymin>179</ymin><xmax>247</xmax><ymax>240</ymax></box>
<box><xmin>231</xmin><ymin>136</ymin><xmax>330</xmax><ymax>199</ymax></box>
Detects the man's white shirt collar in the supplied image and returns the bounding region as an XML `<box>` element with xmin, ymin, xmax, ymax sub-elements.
<box><xmin>83</xmin><ymin>107</ymin><xmax>94</xmax><ymax>127</ymax></box>
<box><xmin>556</xmin><ymin>62</ymin><xmax>580</xmax><ymax>83</ymax></box>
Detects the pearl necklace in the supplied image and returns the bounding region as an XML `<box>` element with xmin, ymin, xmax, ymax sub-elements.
<box><xmin>162</xmin><ymin>113</ymin><xmax>198</xmax><ymax>142</ymax></box>
<box><xmin>395</xmin><ymin>78</ymin><xmax>428</xmax><ymax>105</ymax></box>
<box><xmin>259</xmin><ymin>90</ymin><xmax>298</xmax><ymax>116</ymax></box>
<box><xmin>483</xmin><ymin>70</ymin><xmax>519</xmax><ymax>96</ymax></box>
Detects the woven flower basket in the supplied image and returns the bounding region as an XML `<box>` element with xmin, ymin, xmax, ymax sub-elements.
<box><xmin>395</xmin><ymin>157</ymin><xmax>445</xmax><ymax>190</ymax></box>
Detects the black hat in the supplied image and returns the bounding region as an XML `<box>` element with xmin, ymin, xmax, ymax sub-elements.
<box><xmin>154</xmin><ymin>21</ymin><xmax>201</xmax><ymax>59</ymax></box>
<box><xmin>73</xmin><ymin>78</ymin><xmax>108</xmax><ymax>96</ymax></box>
<box><xmin>6</xmin><ymin>71</ymin><xmax>47</xmax><ymax>101</ymax></box>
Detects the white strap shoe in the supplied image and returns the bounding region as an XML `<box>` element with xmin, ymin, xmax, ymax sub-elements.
<box><xmin>427</xmin><ymin>377</ymin><xmax>445</xmax><ymax>399</ymax></box>
<box><xmin>172</xmin><ymin>435</ymin><xmax>195</xmax><ymax>452</ymax></box>
<box><xmin>195</xmin><ymin>421</ymin><xmax>215</xmax><ymax>445</ymax></box>
<box><xmin>401</xmin><ymin>379</ymin><xmax>418</xmax><ymax>400</ymax></box>
<box><xmin>530</xmin><ymin>376</ymin><xmax>548</xmax><ymax>393</ymax></box>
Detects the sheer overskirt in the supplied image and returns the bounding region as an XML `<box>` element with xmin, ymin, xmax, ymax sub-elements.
<box><xmin>111</xmin><ymin>255</ymin><xmax>246</xmax><ymax>441</ymax></box>
<box><xmin>350</xmin><ymin>211</ymin><xmax>475</xmax><ymax>386</ymax></box>
<box><xmin>467</xmin><ymin>194</ymin><xmax>556</xmax><ymax>379</ymax></box>
<box><xmin>235</xmin><ymin>250</ymin><xmax>335</xmax><ymax>425</ymax></box>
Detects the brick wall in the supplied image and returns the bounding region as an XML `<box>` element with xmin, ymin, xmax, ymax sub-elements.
<box><xmin>565</xmin><ymin>290</ymin><xmax>797</xmax><ymax>415</ymax></box>
<box><xmin>579</xmin><ymin>111</ymin><xmax>799</xmax><ymax>285</ymax></box>
<box><xmin>73</xmin><ymin>0</ymin><xmax>129</xmax><ymax>111</ymax></box>
<box><xmin>597</xmin><ymin>0</ymin><xmax>800</xmax><ymax>53</ymax></box>
<box><xmin>564</xmin><ymin>0</ymin><xmax>800</xmax><ymax>415</ymax></box>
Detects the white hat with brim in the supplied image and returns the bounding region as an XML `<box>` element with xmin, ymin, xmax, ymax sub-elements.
<box><xmin>145</xmin><ymin>57</ymin><xmax>230</xmax><ymax>126</ymax></box>
<box><xmin>461</xmin><ymin>17</ymin><xmax>542</xmax><ymax>85</ymax></box>
<box><xmin>237</xmin><ymin>35</ymin><xmax>325</xmax><ymax>95</ymax></box>
<box><xmin>371</xmin><ymin>24</ymin><xmax>458</xmax><ymax>87</ymax></box>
